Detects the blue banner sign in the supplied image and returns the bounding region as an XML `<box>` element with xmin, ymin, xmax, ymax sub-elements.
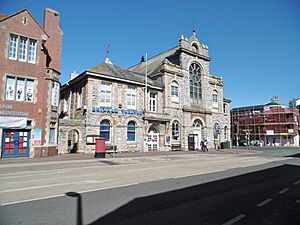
<box><xmin>92</xmin><ymin>107</ymin><xmax>144</xmax><ymax>115</ymax></box>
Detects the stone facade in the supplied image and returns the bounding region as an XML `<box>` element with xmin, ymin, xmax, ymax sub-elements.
<box><xmin>58</xmin><ymin>32</ymin><xmax>231</xmax><ymax>154</ymax></box>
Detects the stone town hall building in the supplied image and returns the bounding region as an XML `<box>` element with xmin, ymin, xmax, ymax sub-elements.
<box><xmin>58</xmin><ymin>32</ymin><xmax>231</xmax><ymax>154</ymax></box>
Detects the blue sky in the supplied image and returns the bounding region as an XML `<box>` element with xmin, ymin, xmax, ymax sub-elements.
<box><xmin>1</xmin><ymin>0</ymin><xmax>299</xmax><ymax>108</ymax></box>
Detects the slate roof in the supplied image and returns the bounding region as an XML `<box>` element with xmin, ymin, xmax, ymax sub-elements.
<box><xmin>129</xmin><ymin>46</ymin><xmax>180</xmax><ymax>75</ymax></box>
<box><xmin>86</xmin><ymin>58</ymin><xmax>163</xmax><ymax>88</ymax></box>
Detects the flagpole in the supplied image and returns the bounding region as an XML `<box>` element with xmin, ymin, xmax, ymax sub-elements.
<box><xmin>144</xmin><ymin>53</ymin><xmax>148</xmax><ymax>152</ymax></box>
<box><xmin>145</xmin><ymin>53</ymin><xmax>148</xmax><ymax>112</ymax></box>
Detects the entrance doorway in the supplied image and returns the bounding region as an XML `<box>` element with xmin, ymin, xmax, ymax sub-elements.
<box><xmin>2</xmin><ymin>130</ymin><xmax>30</xmax><ymax>158</ymax></box>
<box><xmin>193</xmin><ymin>119</ymin><xmax>203</xmax><ymax>150</ymax></box>
<box><xmin>147</xmin><ymin>129</ymin><xmax>159</xmax><ymax>151</ymax></box>
<box><xmin>67</xmin><ymin>129</ymin><xmax>79</xmax><ymax>153</ymax></box>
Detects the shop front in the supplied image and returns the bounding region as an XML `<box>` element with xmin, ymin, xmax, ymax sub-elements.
<box><xmin>0</xmin><ymin>117</ymin><xmax>30</xmax><ymax>158</ymax></box>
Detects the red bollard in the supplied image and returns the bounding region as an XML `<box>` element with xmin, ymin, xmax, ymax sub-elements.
<box><xmin>95</xmin><ymin>138</ymin><xmax>106</xmax><ymax>158</ymax></box>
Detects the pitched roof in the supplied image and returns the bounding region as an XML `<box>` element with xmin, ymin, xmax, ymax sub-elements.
<box><xmin>0</xmin><ymin>8</ymin><xmax>49</xmax><ymax>37</ymax></box>
<box><xmin>129</xmin><ymin>46</ymin><xmax>180</xmax><ymax>75</ymax></box>
<box><xmin>86</xmin><ymin>58</ymin><xmax>163</xmax><ymax>88</ymax></box>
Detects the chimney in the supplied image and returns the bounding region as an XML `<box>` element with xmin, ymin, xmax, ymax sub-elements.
<box><xmin>43</xmin><ymin>8</ymin><xmax>63</xmax><ymax>72</ymax></box>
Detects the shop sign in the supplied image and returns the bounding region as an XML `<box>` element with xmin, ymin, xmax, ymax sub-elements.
<box><xmin>92</xmin><ymin>107</ymin><xmax>144</xmax><ymax>115</ymax></box>
<box><xmin>266</xmin><ymin>130</ymin><xmax>274</xmax><ymax>135</ymax></box>
<box><xmin>0</xmin><ymin>104</ymin><xmax>29</xmax><ymax>117</ymax></box>
<box><xmin>0</xmin><ymin>117</ymin><xmax>27</xmax><ymax>128</ymax></box>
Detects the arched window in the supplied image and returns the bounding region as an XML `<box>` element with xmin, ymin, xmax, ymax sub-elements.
<box><xmin>100</xmin><ymin>119</ymin><xmax>111</xmax><ymax>141</ymax></box>
<box><xmin>127</xmin><ymin>121</ymin><xmax>136</xmax><ymax>142</ymax></box>
<box><xmin>193</xmin><ymin>119</ymin><xmax>202</xmax><ymax>128</ymax></box>
<box><xmin>172</xmin><ymin>120</ymin><xmax>180</xmax><ymax>140</ymax></box>
<box><xmin>212</xmin><ymin>90</ymin><xmax>218</xmax><ymax>108</ymax></box>
<box><xmin>224</xmin><ymin>126</ymin><xmax>228</xmax><ymax>140</ymax></box>
<box><xmin>213</xmin><ymin>123</ymin><xmax>221</xmax><ymax>140</ymax></box>
<box><xmin>171</xmin><ymin>81</ymin><xmax>179</xmax><ymax>102</ymax></box>
<box><xmin>191</xmin><ymin>43</ymin><xmax>199</xmax><ymax>52</ymax></box>
<box><xmin>189</xmin><ymin>63</ymin><xmax>202</xmax><ymax>104</ymax></box>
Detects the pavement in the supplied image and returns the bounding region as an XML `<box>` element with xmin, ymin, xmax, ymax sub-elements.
<box><xmin>0</xmin><ymin>148</ymin><xmax>257</xmax><ymax>165</ymax></box>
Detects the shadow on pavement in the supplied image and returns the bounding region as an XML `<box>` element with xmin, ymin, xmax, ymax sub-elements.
<box><xmin>81</xmin><ymin>164</ymin><xmax>300</xmax><ymax>225</ymax></box>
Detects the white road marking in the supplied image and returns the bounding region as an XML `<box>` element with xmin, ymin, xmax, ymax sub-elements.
<box><xmin>293</xmin><ymin>180</ymin><xmax>300</xmax><ymax>185</ymax></box>
<box><xmin>278</xmin><ymin>188</ymin><xmax>289</xmax><ymax>194</ymax></box>
<box><xmin>0</xmin><ymin>182</ymin><xmax>139</xmax><ymax>206</ymax></box>
<box><xmin>0</xmin><ymin>179</ymin><xmax>113</xmax><ymax>194</ymax></box>
<box><xmin>257</xmin><ymin>198</ymin><xmax>272</xmax><ymax>207</ymax></box>
<box><xmin>222</xmin><ymin>214</ymin><xmax>246</xmax><ymax>225</ymax></box>
<box><xmin>172</xmin><ymin>169</ymin><xmax>225</xmax><ymax>179</ymax></box>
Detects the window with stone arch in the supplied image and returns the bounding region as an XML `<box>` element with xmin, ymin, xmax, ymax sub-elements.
<box><xmin>213</xmin><ymin>123</ymin><xmax>221</xmax><ymax>140</ymax></box>
<box><xmin>127</xmin><ymin>121</ymin><xmax>136</xmax><ymax>142</ymax></box>
<box><xmin>172</xmin><ymin>120</ymin><xmax>180</xmax><ymax>141</ymax></box>
<box><xmin>100</xmin><ymin>119</ymin><xmax>111</xmax><ymax>142</ymax></box>
<box><xmin>224</xmin><ymin>126</ymin><xmax>228</xmax><ymax>140</ymax></box>
<box><xmin>189</xmin><ymin>63</ymin><xmax>202</xmax><ymax>104</ymax></box>
<box><xmin>193</xmin><ymin>119</ymin><xmax>205</xmax><ymax>140</ymax></box>
<box><xmin>171</xmin><ymin>81</ymin><xmax>179</xmax><ymax>102</ymax></box>
<box><xmin>212</xmin><ymin>90</ymin><xmax>219</xmax><ymax>108</ymax></box>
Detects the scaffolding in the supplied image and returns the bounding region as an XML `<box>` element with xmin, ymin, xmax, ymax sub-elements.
<box><xmin>231</xmin><ymin>106</ymin><xmax>299</xmax><ymax>146</ymax></box>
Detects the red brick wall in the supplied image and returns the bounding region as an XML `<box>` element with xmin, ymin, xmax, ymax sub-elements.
<box><xmin>0</xmin><ymin>10</ymin><xmax>47</xmax><ymax>134</ymax></box>
<box><xmin>43</xmin><ymin>8</ymin><xmax>63</xmax><ymax>72</ymax></box>
<box><xmin>0</xmin><ymin>9</ymin><xmax>62</xmax><ymax>156</ymax></box>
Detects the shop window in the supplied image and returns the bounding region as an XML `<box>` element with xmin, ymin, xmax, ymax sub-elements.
<box><xmin>100</xmin><ymin>119</ymin><xmax>111</xmax><ymax>142</ymax></box>
<box><xmin>5</xmin><ymin>76</ymin><xmax>35</xmax><ymax>102</ymax></box>
<box><xmin>127</xmin><ymin>87</ymin><xmax>136</xmax><ymax>109</ymax></box>
<box><xmin>171</xmin><ymin>81</ymin><xmax>179</xmax><ymax>102</ymax></box>
<box><xmin>172</xmin><ymin>120</ymin><xmax>180</xmax><ymax>140</ymax></box>
<box><xmin>127</xmin><ymin>121</ymin><xmax>136</xmax><ymax>142</ymax></box>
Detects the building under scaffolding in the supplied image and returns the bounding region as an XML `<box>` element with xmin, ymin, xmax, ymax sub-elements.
<box><xmin>231</xmin><ymin>96</ymin><xmax>300</xmax><ymax>147</ymax></box>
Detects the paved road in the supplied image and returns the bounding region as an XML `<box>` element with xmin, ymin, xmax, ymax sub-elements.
<box><xmin>0</xmin><ymin>151</ymin><xmax>299</xmax><ymax>224</ymax></box>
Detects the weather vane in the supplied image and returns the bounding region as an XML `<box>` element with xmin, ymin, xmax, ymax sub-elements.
<box><xmin>105</xmin><ymin>43</ymin><xmax>110</xmax><ymax>58</ymax></box>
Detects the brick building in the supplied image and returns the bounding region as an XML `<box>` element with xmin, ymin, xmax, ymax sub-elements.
<box><xmin>231</xmin><ymin>96</ymin><xmax>300</xmax><ymax>147</ymax></box>
<box><xmin>58</xmin><ymin>32</ymin><xmax>231</xmax><ymax>154</ymax></box>
<box><xmin>0</xmin><ymin>8</ymin><xmax>63</xmax><ymax>158</ymax></box>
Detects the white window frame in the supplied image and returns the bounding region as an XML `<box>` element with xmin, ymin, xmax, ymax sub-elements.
<box><xmin>212</xmin><ymin>90</ymin><xmax>219</xmax><ymax>108</ymax></box>
<box><xmin>19</xmin><ymin>36</ymin><xmax>28</xmax><ymax>62</ymax></box>
<box><xmin>28</xmin><ymin>39</ymin><xmax>37</xmax><ymax>63</ymax></box>
<box><xmin>8</xmin><ymin>34</ymin><xmax>18</xmax><ymax>60</ymax></box>
<box><xmin>171</xmin><ymin>81</ymin><xmax>179</xmax><ymax>103</ymax></box>
<box><xmin>149</xmin><ymin>93</ymin><xmax>157</xmax><ymax>113</ymax></box>
<box><xmin>100</xmin><ymin>83</ymin><xmax>111</xmax><ymax>107</ymax></box>
<box><xmin>126</xmin><ymin>87</ymin><xmax>136</xmax><ymax>109</ymax></box>
<box><xmin>5</xmin><ymin>76</ymin><xmax>35</xmax><ymax>102</ymax></box>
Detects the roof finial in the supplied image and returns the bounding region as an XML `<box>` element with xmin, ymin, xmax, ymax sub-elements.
<box><xmin>192</xmin><ymin>18</ymin><xmax>196</xmax><ymax>34</ymax></box>
<box><xmin>105</xmin><ymin>43</ymin><xmax>110</xmax><ymax>59</ymax></box>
